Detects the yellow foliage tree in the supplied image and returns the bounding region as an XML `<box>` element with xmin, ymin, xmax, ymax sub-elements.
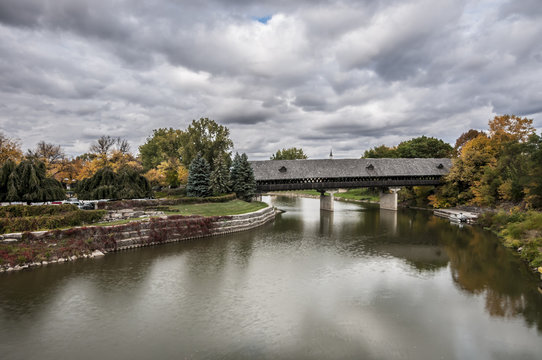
<box><xmin>144</xmin><ymin>168</ymin><xmax>167</xmax><ymax>187</ymax></box>
<box><xmin>488</xmin><ymin>114</ymin><xmax>534</xmax><ymax>144</ymax></box>
<box><xmin>177</xmin><ymin>164</ymin><xmax>189</xmax><ymax>184</ymax></box>
<box><xmin>433</xmin><ymin>115</ymin><xmax>536</xmax><ymax>207</ymax></box>
<box><xmin>0</xmin><ymin>132</ymin><xmax>23</xmax><ymax>165</ymax></box>
<box><xmin>110</xmin><ymin>150</ymin><xmax>142</xmax><ymax>173</ymax></box>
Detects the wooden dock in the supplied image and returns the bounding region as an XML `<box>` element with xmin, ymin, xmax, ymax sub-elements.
<box><xmin>433</xmin><ymin>209</ymin><xmax>478</xmax><ymax>224</ymax></box>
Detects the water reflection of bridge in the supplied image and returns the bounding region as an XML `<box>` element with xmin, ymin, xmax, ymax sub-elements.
<box><xmin>251</xmin><ymin>158</ymin><xmax>452</xmax><ymax>211</ymax></box>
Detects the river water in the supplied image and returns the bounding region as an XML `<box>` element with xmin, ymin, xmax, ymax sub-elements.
<box><xmin>1</xmin><ymin>196</ymin><xmax>542</xmax><ymax>359</ymax></box>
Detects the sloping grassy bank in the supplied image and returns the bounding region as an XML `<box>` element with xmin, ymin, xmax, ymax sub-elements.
<box><xmin>164</xmin><ymin>200</ymin><xmax>267</xmax><ymax>216</ymax></box>
<box><xmin>478</xmin><ymin>211</ymin><xmax>542</xmax><ymax>268</ymax></box>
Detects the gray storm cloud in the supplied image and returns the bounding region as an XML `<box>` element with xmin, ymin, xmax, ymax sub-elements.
<box><xmin>0</xmin><ymin>0</ymin><xmax>541</xmax><ymax>159</ymax></box>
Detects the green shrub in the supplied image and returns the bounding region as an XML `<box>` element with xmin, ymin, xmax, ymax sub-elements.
<box><xmin>97</xmin><ymin>193</ymin><xmax>236</xmax><ymax>210</ymax></box>
<box><xmin>520</xmin><ymin>238</ymin><xmax>542</xmax><ymax>267</ymax></box>
<box><xmin>0</xmin><ymin>204</ymin><xmax>78</xmax><ymax>217</ymax></box>
<box><xmin>0</xmin><ymin>210</ymin><xmax>107</xmax><ymax>234</ymax></box>
<box><xmin>156</xmin><ymin>187</ymin><xmax>187</xmax><ymax>198</ymax></box>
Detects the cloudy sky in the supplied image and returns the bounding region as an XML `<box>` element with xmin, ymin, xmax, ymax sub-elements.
<box><xmin>1</xmin><ymin>0</ymin><xmax>541</xmax><ymax>159</ymax></box>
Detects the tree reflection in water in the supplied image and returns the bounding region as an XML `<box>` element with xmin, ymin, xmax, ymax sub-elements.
<box><xmin>432</xmin><ymin>217</ymin><xmax>542</xmax><ymax>331</ymax></box>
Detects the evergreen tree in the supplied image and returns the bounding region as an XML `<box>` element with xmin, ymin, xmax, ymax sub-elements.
<box><xmin>209</xmin><ymin>155</ymin><xmax>230</xmax><ymax>195</ymax></box>
<box><xmin>76</xmin><ymin>167</ymin><xmax>152</xmax><ymax>200</ymax></box>
<box><xmin>0</xmin><ymin>159</ymin><xmax>65</xmax><ymax>203</ymax></box>
<box><xmin>186</xmin><ymin>153</ymin><xmax>211</xmax><ymax>197</ymax></box>
<box><xmin>0</xmin><ymin>160</ymin><xmax>16</xmax><ymax>200</ymax></box>
<box><xmin>230</xmin><ymin>152</ymin><xmax>241</xmax><ymax>190</ymax></box>
<box><xmin>232</xmin><ymin>153</ymin><xmax>256</xmax><ymax>201</ymax></box>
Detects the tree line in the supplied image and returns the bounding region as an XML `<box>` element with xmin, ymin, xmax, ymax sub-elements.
<box><xmin>0</xmin><ymin>118</ymin><xmax>257</xmax><ymax>202</ymax></box>
<box><xmin>362</xmin><ymin>115</ymin><xmax>542</xmax><ymax>209</ymax></box>
<box><xmin>3</xmin><ymin>114</ymin><xmax>540</xmax><ymax>208</ymax></box>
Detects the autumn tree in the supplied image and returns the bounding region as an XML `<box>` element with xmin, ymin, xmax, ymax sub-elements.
<box><xmin>431</xmin><ymin>115</ymin><xmax>536</xmax><ymax>207</ymax></box>
<box><xmin>80</xmin><ymin>136</ymin><xmax>141</xmax><ymax>179</ymax></box>
<box><xmin>144</xmin><ymin>161</ymin><xmax>188</xmax><ymax>188</ymax></box>
<box><xmin>488</xmin><ymin>114</ymin><xmax>534</xmax><ymax>144</ymax></box>
<box><xmin>139</xmin><ymin>128</ymin><xmax>186</xmax><ymax>188</ymax></box>
<box><xmin>0</xmin><ymin>132</ymin><xmax>23</xmax><ymax>165</ymax></box>
<box><xmin>468</xmin><ymin>115</ymin><xmax>535</xmax><ymax>206</ymax></box>
<box><xmin>90</xmin><ymin>136</ymin><xmax>118</xmax><ymax>167</ymax></box>
<box><xmin>454</xmin><ymin>129</ymin><xmax>485</xmax><ymax>155</ymax></box>
<box><xmin>432</xmin><ymin>134</ymin><xmax>496</xmax><ymax>207</ymax></box>
<box><xmin>26</xmin><ymin>141</ymin><xmax>67</xmax><ymax>180</ymax></box>
<box><xmin>270</xmin><ymin>147</ymin><xmax>308</xmax><ymax>160</ymax></box>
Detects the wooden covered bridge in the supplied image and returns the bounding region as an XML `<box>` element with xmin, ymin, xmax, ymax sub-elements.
<box><xmin>250</xmin><ymin>158</ymin><xmax>452</xmax><ymax>211</ymax></box>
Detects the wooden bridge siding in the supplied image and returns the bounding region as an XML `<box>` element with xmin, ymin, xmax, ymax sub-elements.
<box><xmin>256</xmin><ymin>178</ymin><xmax>444</xmax><ymax>192</ymax></box>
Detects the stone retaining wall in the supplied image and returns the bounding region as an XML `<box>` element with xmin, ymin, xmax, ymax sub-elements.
<box><xmin>0</xmin><ymin>205</ymin><xmax>277</xmax><ymax>272</ymax></box>
<box><xmin>114</xmin><ymin>205</ymin><xmax>276</xmax><ymax>250</ymax></box>
<box><xmin>101</xmin><ymin>209</ymin><xmax>165</xmax><ymax>222</ymax></box>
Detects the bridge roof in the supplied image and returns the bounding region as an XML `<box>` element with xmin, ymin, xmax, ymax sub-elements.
<box><xmin>250</xmin><ymin>158</ymin><xmax>452</xmax><ymax>180</ymax></box>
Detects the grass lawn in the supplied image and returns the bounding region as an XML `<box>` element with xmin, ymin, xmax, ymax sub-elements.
<box><xmin>164</xmin><ymin>200</ymin><xmax>268</xmax><ymax>216</ymax></box>
<box><xmin>334</xmin><ymin>188</ymin><xmax>379</xmax><ymax>202</ymax></box>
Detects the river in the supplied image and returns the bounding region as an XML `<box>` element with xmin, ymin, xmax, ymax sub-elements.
<box><xmin>1</xmin><ymin>196</ymin><xmax>542</xmax><ymax>359</ymax></box>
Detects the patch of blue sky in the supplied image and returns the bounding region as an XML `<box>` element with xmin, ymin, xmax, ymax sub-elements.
<box><xmin>254</xmin><ymin>15</ymin><xmax>272</xmax><ymax>24</ymax></box>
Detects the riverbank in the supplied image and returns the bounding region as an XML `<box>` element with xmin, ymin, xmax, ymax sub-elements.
<box><xmin>0</xmin><ymin>205</ymin><xmax>276</xmax><ymax>272</ymax></box>
<box><xmin>477</xmin><ymin>210</ymin><xmax>542</xmax><ymax>270</ymax></box>
<box><xmin>266</xmin><ymin>190</ymin><xmax>379</xmax><ymax>204</ymax></box>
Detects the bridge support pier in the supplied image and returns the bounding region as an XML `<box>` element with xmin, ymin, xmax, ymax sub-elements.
<box><xmin>320</xmin><ymin>191</ymin><xmax>335</xmax><ymax>211</ymax></box>
<box><xmin>379</xmin><ymin>187</ymin><xmax>401</xmax><ymax>211</ymax></box>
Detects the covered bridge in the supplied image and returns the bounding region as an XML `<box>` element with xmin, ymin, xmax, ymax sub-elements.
<box><xmin>250</xmin><ymin>158</ymin><xmax>452</xmax><ymax>211</ymax></box>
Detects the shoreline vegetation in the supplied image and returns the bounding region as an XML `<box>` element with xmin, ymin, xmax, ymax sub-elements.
<box><xmin>478</xmin><ymin>211</ymin><xmax>542</xmax><ymax>270</ymax></box>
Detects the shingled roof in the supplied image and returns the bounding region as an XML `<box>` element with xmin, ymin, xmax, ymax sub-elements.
<box><xmin>250</xmin><ymin>158</ymin><xmax>452</xmax><ymax>181</ymax></box>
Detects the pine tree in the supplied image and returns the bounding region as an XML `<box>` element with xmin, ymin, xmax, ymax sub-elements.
<box><xmin>186</xmin><ymin>153</ymin><xmax>211</xmax><ymax>197</ymax></box>
<box><xmin>209</xmin><ymin>155</ymin><xmax>230</xmax><ymax>195</ymax></box>
<box><xmin>232</xmin><ymin>153</ymin><xmax>256</xmax><ymax>201</ymax></box>
<box><xmin>230</xmin><ymin>152</ymin><xmax>241</xmax><ymax>191</ymax></box>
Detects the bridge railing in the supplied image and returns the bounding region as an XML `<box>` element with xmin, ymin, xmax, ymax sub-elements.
<box><xmin>256</xmin><ymin>176</ymin><xmax>444</xmax><ymax>192</ymax></box>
